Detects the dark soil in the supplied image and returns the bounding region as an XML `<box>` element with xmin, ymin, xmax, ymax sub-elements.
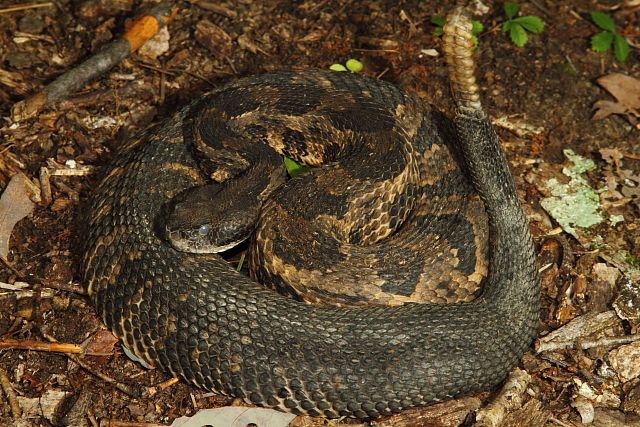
<box><xmin>1</xmin><ymin>0</ymin><xmax>639</xmax><ymax>426</ymax></box>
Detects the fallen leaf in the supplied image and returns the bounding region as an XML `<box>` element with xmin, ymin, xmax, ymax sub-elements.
<box><xmin>593</xmin><ymin>73</ymin><xmax>640</xmax><ymax>122</ymax></box>
<box><xmin>82</xmin><ymin>330</ymin><xmax>119</xmax><ymax>357</ymax></box>
<box><xmin>599</xmin><ymin>148</ymin><xmax>640</xmax><ymax>210</ymax></box>
<box><xmin>593</xmin><ymin>263</ymin><xmax>620</xmax><ymax>287</ymax></box>
<box><xmin>169</xmin><ymin>407</ymin><xmax>296</xmax><ymax>427</ymax></box>
<box><xmin>597</xmin><ymin>73</ymin><xmax>640</xmax><ymax>109</ymax></box>
<box><xmin>0</xmin><ymin>174</ymin><xmax>37</xmax><ymax>258</ymax></box>
<box><xmin>592</xmin><ymin>99</ymin><xmax>628</xmax><ymax>120</ymax></box>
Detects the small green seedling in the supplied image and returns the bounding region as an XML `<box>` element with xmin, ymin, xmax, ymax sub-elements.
<box><xmin>329</xmin><ymin>58</ymin><xmax>364</xmax><ymax>72</ymax></box>
<box><xmin>430</xmin><ymin>14</ymin><xmax>484</xmax><ymax>49</ymax></box>
<box><xmin>590</xmin><ymin>11</ymin><xmax>630</xmax><ymax>63</ymax></box>
<box><xmin>284</xmin><ymin>157</ymin><xmax>311</xmax><ymax>178</ymax></box>
<box><xmin>502</xmin><ymin>2</ymin><xmax>544</xmax><ymax>47</ymax></box>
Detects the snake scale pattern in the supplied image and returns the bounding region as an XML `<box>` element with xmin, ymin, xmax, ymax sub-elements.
<box><xmin>82</xmin><ymin>9</ymin><xmax>539</xmax><ymax>420</ymax></box>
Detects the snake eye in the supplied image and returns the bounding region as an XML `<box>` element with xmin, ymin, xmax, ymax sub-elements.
<box><xmin>198</xmin><ymin>224</ymin><xmax>211</xmax><ymax>235</ymax></box>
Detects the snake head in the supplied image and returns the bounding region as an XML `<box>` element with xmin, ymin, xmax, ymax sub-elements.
<box><xmin>164</xmin><ymin>183</ymin><xmax>260</xmax><ymax>254</ymax></box>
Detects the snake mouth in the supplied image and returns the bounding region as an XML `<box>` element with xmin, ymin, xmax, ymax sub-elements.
<box><xmin>165</xmin><ymin>226</ymin><xmax>249</xmax><ymax>254</ymax></box>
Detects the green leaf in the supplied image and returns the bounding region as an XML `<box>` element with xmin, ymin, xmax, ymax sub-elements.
<box><xmin>590</xmin><ymin>11</ymin><xmax>616</xmax><ymax>33</ymax></box>
<box><xmin>613</xmin><ymin>34</ymin><xmax>630</xmax><ymax>62</ymax></box>
<box><xmin>512</xmin><ymin>16</ymin><xmax>544</xmax><ymax>33</ymax></box>
<box><xmin>504</xmin><ymin>1</ymin><xmax>520</xmax><ymax>19</ymax></box>
<box><xmin>430</xmin><ymin>14</ymin><xmax>446</xmax><ymax>27</ymax></box>
<box><xmin>345</xmin><ymin>58</ymin><xmax>363</xmax><ymax>72</ymax></box>
<box><xmin>509</xmin><ymin>23</ymin><xmax>528</xmax><ymax>46</ymax></box>
<box><xmin>329</xmin><ymin>63</ymin><xmax>347</xmax><ymax>71</ymax></box>
<box><xmin>236</xmin><ymin>252</ymin><xmax>245</xmax><ymax>271</ymax></box>
<box><xmin>431</xmin><ymin>14</ymin><xmax>445</xmax><ymax>35</ymax></box>
<box><xmin>284</xmin><ymin>157</ymin><xmax>311</xmax><ymax>177</ymax></box>
<box><xmin>471</xmin><ymin>20</ymin><xmax>484</xmax><ymax>35</ymax></box>
<box><xmin>502</xmin><ymin>20</ymin><xmax>514</xmax><ymax>33</ymax></box>
<box><xmin>591</xmin><ymin>31</ymin><xmax>613</xmax><ymax>52</ymax></box>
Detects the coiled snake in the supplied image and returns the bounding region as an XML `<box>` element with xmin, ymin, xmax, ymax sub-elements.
<box><xmin>83</xmin><ymin>9</ymin><xmax>539</xmax><ymax>419</ymax></box>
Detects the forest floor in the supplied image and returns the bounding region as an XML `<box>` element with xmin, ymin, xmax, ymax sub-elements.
<box><xmin>0</xmin><ymin>0</ymin><xmax>639</xmax><ymax>426</ymax></box>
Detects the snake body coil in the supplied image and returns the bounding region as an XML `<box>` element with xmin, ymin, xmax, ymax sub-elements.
<box><xmin>83</xmin><ymin>9</ymin><xmax>539</xmax><ymax>419</ymax></box>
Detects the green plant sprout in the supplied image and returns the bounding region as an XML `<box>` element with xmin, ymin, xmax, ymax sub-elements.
<box><xmin>283</xmin><ymin>157</ymin><xmax>311</xmax><ymax>178</ymax></box>
<box><xmin>430</xmin><ymin>14</ymin><xmax>484</xmax><ymax>49</ymax></box>
<box><xmin>502</xmin><ymin>2</ymin><xmax>544</xmax><ymax>47</ymax></box>
<box><xmin>590</xmin><ymin>11</ymin><xmax>630</xmax><ymax>63</ymax></box>
<box><xmin>329</xmin><ymin>59</ymin><xmax>363</xmax><ymax>72</ymax></box>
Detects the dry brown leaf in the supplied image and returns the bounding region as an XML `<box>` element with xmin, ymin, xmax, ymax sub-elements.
<box><xmin>592</xmin><ymin>100</ymin><xmax>629</xmax><ymax>120</ymax></box>
<box><xmin>83</xmin><ymin>330</ymin><xmax>119</xmax><ymax>357</ymax></box>
<box><xmin>593</xmin><ymin>73</ymin><xmax>640</xmax><ymax>121</ymax></box>
<box><xmin>169</xmin><ymin>407</ymin><xmax>296</xmax><ymax>427</ymax></box>
<box><xmin>0</xmin><ymin>174</ymin><xmax>36</xmax><ymax>258</ymax></box>
<box><xmin>598</xmin><ymin>73</ymin><xmax>640</xmax><ymax>109</ymax></box>
<box><xmin>599</xmin><ymin>148</ymin><xmax>640</xmax><ymax>210</ymax></box>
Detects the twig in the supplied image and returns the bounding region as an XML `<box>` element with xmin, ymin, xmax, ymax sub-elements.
<box><xmin>1</xmin><ymin>256</ymin><xmax>26</xmax><ymax>278</ymax></box>
<box><xmin>225</xmin><ymin>56</ymin><xmax>238</xmax><ymax>75</ymax></box>
<box><xmin>0</xmin><ymin>2</ymin><xmax>53</xmax><ymax>14</ymax></box>
<box><xmin>42</xmin><ymin>333</ymin><xmax>141</xmax><ymax>398</ymax></box>
<box><xmin>0</xmin><ymin>338</ymin><xmax>81</xmax><ymax>353</ymax></box>
<box><xmin>71</xmin><ymin>353</ymin><xmax>141</xmax><ymax>398</ymax></box>
<box><xmin>146</xmin><ymin>377</ymin><xmax>179</xmax><ymax>397</ymax></box>
<box><xmin>352</xmin><ymin>48</ymin><xmax>401</xmax><ymax>54</ymax></box>
<box><xmin>135</xmin><ymin>63</ymin><xmax>173</xmax><ymax>76</ymax></box>
<box><xmin>87</xmin><ymin>408</ymin><xmax>99</xmax><ymax>427</ymax></box>
<box><xmin>565</xmin><ymin>334</ymin><xmax>640</xmax><ymax>351</ymax></box>
<box><xmin>194</xmin><ymin>1</ymin><xmax>237</xmax><ymax>19</ymax></box>
<box><xmin>0</xmin><ymin>367</ymin><xmax>22</xmax><ymax>418</ymax></box>
<box><xmin>39</xmin><ymin>166</ymin><xmax>52</xmax><ymax>205</ymax></box>
<box><xmin>529</xmin><ymin>0</ymin><xmax>552</xmax><ymax>18</ymax></box>
<box><xmin>137</xmin><ymin>62</ymin><xmax>217</xmax><ymax>86</ymax></box>
<box><xmin>40</xmin><ymin>281</ymin><xmax>87</xmax><ymax>295</ymax></box>
<box><xmin>1</xmin><ymin>256</ymin><xmax>86</xmax><ymax>295</ymax></box>
<box><xmin>564</xmin><ymin>54</ymin><xmax>577</xmax><ymax>75</ymax></box>
<box><xmin>11</xmin><ymin>2</ymin><xmax>177</xmax><ymax>121</ymax></box>
<box><xmin>96</xmin><ymin>421</ymin><xmax>166</xmax><ymax>426</ymax></box>
<box><xmin>536</xmin><ymin>311</ymin><xmax>635</xmax><ymax>353</ymax></box>
<box><xmin>0</xmin><ymin>279</ymin><xmax>85</xmax><ymax>297</ymax></box>
<box><xmin>548</xmin><ymin>416</ymin><xmax>575</xmax><ymax>427</ymax></box>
